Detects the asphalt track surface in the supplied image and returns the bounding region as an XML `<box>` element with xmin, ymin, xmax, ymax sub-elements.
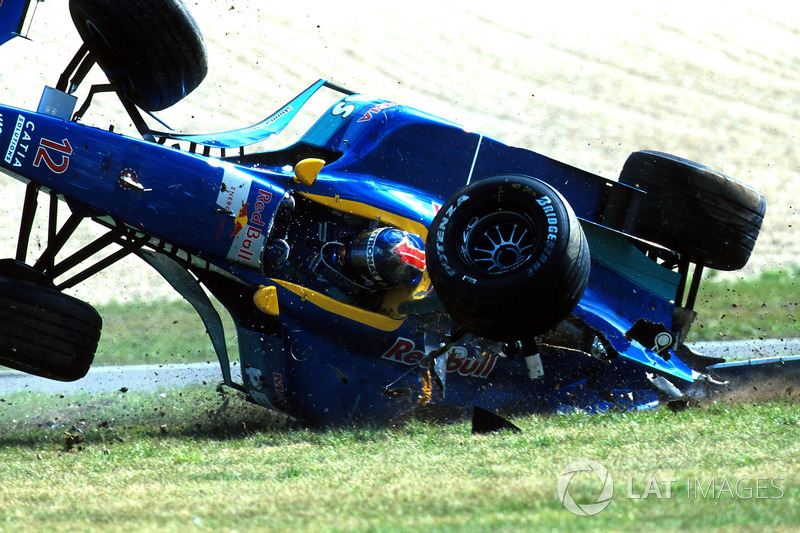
<box><xmin>0</xmin><ymin>362</ymin><xmax>234</xmax><ymax>397</ymax></box>
<box><xmin>2</xmin><ymin>339</ymin><xmax>799</xmax><ymax>397</ymax></box>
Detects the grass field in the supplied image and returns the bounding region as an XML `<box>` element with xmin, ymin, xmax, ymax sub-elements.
<box><xmin>90</xmin><ymin>299</ymin><xmax>237</xmax><ymax>367</ymax></box>
<box><xmin>1</xmin><ymin>272</ymin><xmax>797</xmax><ymax>531</ymax></box>
<box><xmin>693</xmin><ymin>268</ymin><xmax>800</xmax><ymax>342</ymax></box>
<box><xmin>1</xmin><ymin>385</ymin><xmax>798</xmax><ymax>532</ymax></box>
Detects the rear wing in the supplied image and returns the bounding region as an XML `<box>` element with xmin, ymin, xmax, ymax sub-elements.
<box><xmin>1</xmin><ymin>0</ymin><xmax>35</xmax><ymax>46</ymax></box>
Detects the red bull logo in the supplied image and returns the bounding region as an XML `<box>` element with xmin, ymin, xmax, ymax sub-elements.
<box><xmin>214</xmin><ymin>169</ymin><xmax>275</xmax><ymax>266</ymax></box>
<box><xmin>381</xmin><ymin>337</ymin><xmax>497</xmax><ymax>378</ymax></box>
<box><xmin>234</xmin><ymin>188</ymin><xmax>272</xmax><ymax>263</ymax></box>
<box><xmin>230</xmin><ymin>201</ymin><xmax>248</xmax><ymax>237</ymax></box>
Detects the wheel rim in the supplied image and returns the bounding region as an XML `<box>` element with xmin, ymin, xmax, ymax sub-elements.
<box><xmin>459</xmin><ymin>211</ymin><xmax>537</xmax><ymax>274</ymax></box>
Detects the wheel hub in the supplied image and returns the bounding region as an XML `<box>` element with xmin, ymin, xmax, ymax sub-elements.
<box><xmin>461</xmin><ymin>211</ymin><xmax>537</xmax><ymax>274</ymax></box>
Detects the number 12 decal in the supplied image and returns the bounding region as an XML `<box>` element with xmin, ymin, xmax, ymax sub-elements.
<box><xmin>34</xmin><ymin>138</ymin><xmax>73</xmax><ymax>174</ymax></box>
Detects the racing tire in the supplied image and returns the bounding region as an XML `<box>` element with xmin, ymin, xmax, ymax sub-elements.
<box><xmin>619</xmin><ymin>150</ymin><xmax>766</xmax><ymax>271</ymax></box>
<box><xmin>0</xmin><ymin>271</ymin><xmax>102</xmax><ymax>382</ymax></box>
<box><xmin>69</xmin><ymin>0</ymin><xmax>208</xmax><ymax>112</ymax></box>
<box><xmin>426</xmin><ymin>175</ymin><xmax>590</xmax><ymax>341</ymax></box>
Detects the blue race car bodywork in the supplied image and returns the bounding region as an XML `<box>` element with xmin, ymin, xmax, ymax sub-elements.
<box><xmin>0</xmin><ymin>1</ymin><xmax>774</xmax><ymax>425</ymax></box>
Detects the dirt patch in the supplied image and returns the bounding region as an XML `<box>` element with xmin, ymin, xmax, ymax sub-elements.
<box><xmin>1</xmin><ymin>387</ymin><xmax>296</xmax><ymax>447</ymax></box>
<box><xmin>706</xmin><ymin>375</ymin><xmax>798</xmax><ymax>405</ymax></box>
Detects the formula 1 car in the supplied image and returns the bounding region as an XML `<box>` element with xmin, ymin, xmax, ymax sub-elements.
<box><xmin>0</xmin><ymin>0</ymin><xmax>779</xmax><ymax>424</ymax></box>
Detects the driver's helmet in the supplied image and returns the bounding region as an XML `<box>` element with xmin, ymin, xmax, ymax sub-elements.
<box><xmin>345</xmin><ymin>227</ymin><xmax>426</xmax><ymax>287</ymax></box>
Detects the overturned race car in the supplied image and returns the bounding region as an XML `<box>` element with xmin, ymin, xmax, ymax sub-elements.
<box><xmin>0</xmin><ymin>0</ymin><xmax>786</xmax><ymax>425</ymax></box>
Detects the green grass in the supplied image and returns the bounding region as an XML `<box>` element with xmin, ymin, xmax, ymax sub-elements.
<box><xmin>2</xmin><ymin>270</ymin><xmax>798</xmax><ymax>531</ymax></box>
<box><xmin>691</xmin><ymin>268</ymin><xmax>800</xmax><ymax>342</ymax></box>
<box><xmin>92</xmin><ymin>298</ymin><xmax>237</xmax><ymax>367</ymax></box>
<box><xmin>88</xmin><ymin>268</ymin><xmax>798</xmax><ymax>367</ymax></box>
<box><xmin>1</xmin><ymin>385</ymin><xmax>799</xmax><ymax>532</ymax></box>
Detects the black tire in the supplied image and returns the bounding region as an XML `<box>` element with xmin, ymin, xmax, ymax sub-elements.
<box><xmin>69</xmin><ymin>0</ymin><xmax>208</xmax><ymax>112</ymax></box>
<box><xmin>619</xmin><ymin>151</ymin><xmax>766</xmax><ymax>271</ymax></box>
<box><xmin>426</xmin><ymin>175</ymin><xmax>590</xmax><ymax>341</ymax></box>
<box><xmin>0</xmin><ymin>273</ymin><xmax>102</xmax><ymax>381</ymax></box>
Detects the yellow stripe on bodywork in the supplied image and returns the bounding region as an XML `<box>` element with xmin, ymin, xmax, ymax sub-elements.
<box><xmin>299</xmin><ymin>192</ymin><xmax>428</xmax><ymax>239</ymax></box>
<box><xmin>271</xmin><ymin>278</ymin><xmax>406</xmax><ymax>332</ymax></box>
<box><xmin>298</xmin><ymin>192</ymin><xmax>433</xmax><ymax>318</ymax></box>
